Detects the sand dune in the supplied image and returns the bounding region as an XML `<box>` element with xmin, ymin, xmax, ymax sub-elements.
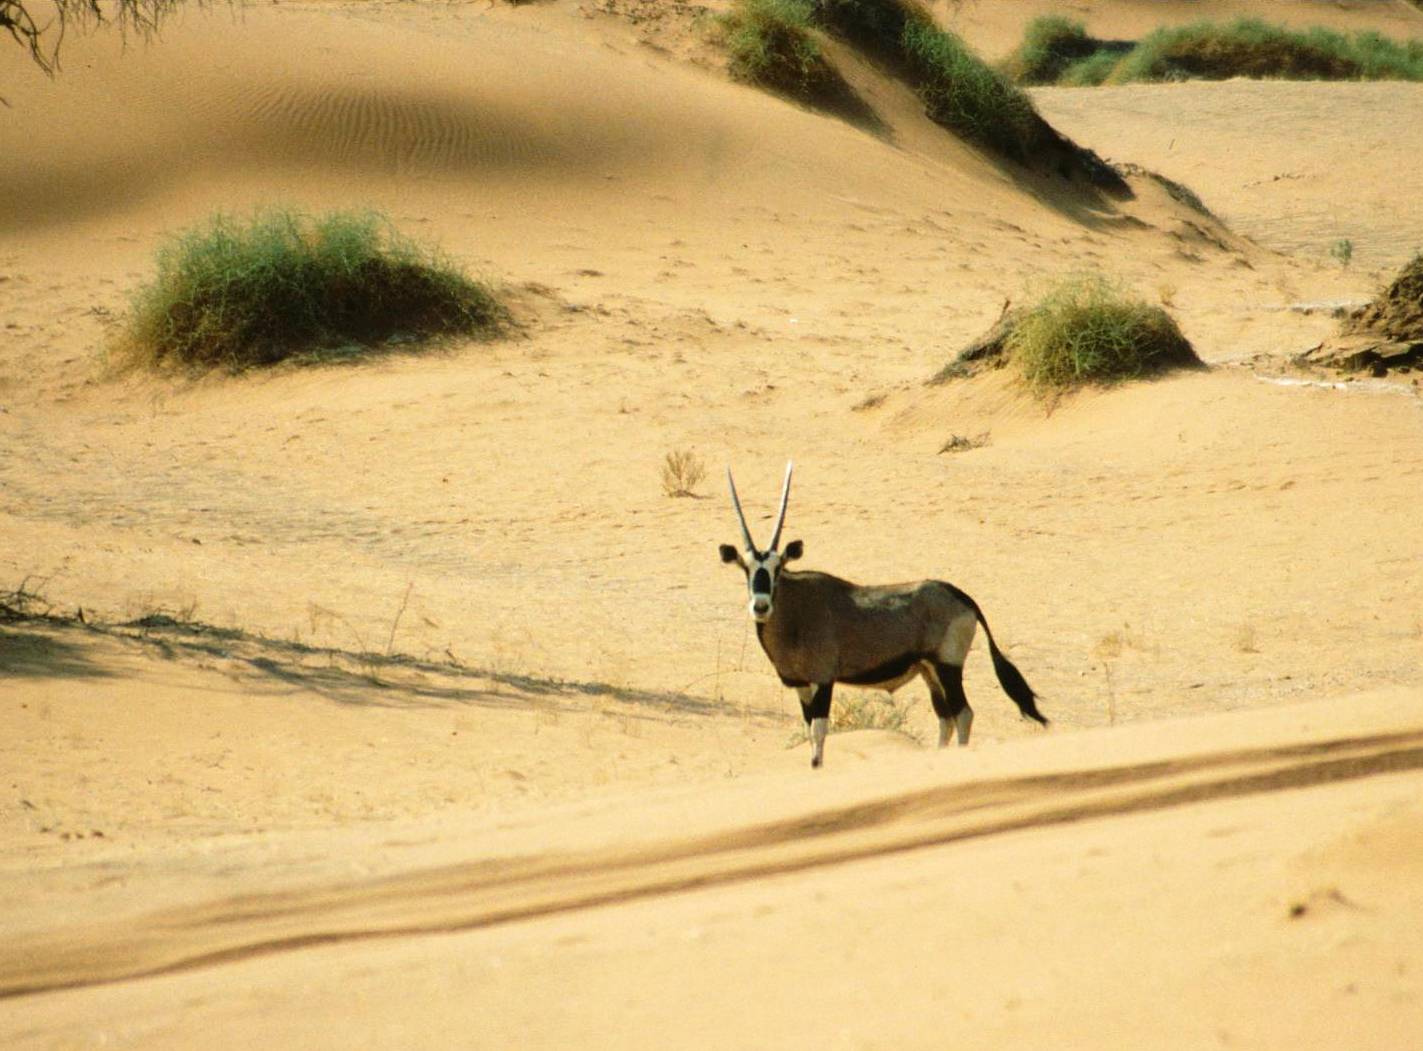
<box><xmin>2</xmin><ymin>0</ymin><xmax>1422</xmax><ymax>1045</ymax></box>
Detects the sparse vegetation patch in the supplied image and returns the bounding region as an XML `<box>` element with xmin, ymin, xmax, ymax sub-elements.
<box><xmin>122</xmin><ymin>208</ymin><xmax>505</xmax><ymax>372</ymax></box>
<box><xmin>788</xmin><ymin>692</ymin><xmax>922</xmax><ymax>746</ymax></box>
<box><xmin>1001</xmin><ymin>16</ymin><xmax>1109</xmax><ymax>85</ymax></box>
<box><xmin>1004</xmin><ymin>16</ymin><xmax>1423</xmax><ymax>85</ymax></box>
<box><xmin>718</xmin><ymin>0</ymin><xmax>880</xmax><ymax>124</ymax></box>
<box><xmin>900</xmin><ymin>15</ymin><xmax>1043</xmax><ymax>159</ymax></box>
<box><xmin>716</xmin><ymin>0</ymin><xmax>1066</xmax><ymax>161</ymax></box>
<box><xmin>720</xmin><ymin>0</ymin><xmax>831</xmax><ymax>98</ymax></box>
<box><xmin>812</xmin><ymin>0</ymin><xmax>1048</xmax><ymax>158</ymax></box>
<box><xmin>660</xmin><ymin>449</ymin><xmax>707</xmax><ymax>498</ymax></box>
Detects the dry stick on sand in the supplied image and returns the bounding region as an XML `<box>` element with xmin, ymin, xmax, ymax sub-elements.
<box><xmin>386</xmin><ymin>582</ymin><xmax>415</xmax><ymax>656</ymax></box>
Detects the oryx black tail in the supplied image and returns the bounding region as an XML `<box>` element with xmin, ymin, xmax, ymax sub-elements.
<box><xmin>949</xmin><ymin>585</ymin><xmax>1048</xmax><ymax>726</ymax></box>
<box><xmin>982</xmin><ymin>626</ymin><xmax>1047</xmax><ymax>725</ymax></box>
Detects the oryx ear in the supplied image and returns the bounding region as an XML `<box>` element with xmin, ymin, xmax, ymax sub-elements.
<box><xmin>782</xmin><ymin>539</ymin><xmax>804</xmax><ymax>561</ymax></box>
<box><xmin>719</xmin><ymin>544</ymin><xmax>744</xmax><ymax>566</ymax></box>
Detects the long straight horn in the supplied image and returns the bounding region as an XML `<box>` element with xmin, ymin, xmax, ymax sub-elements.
<box><xmin>726</xmin><ymin>468</ymin><xmax>757</xmax><ymax>553</ymax></box>
<box><xmin>767</xmin><ymin>460</ymin><xmax>793</xmax><ymax>552</ymax></box>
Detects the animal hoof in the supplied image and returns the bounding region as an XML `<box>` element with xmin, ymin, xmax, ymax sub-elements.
<box><xmin>811</xmin><ymin>755</ymin><xmax>822</xmax><ymax>769</ymax></box>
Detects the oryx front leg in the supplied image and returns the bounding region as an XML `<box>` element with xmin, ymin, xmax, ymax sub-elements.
<box><xmin>797</xmin><ymin>683</ymin><xmax>834</xmax><ymax>769</ymax></box>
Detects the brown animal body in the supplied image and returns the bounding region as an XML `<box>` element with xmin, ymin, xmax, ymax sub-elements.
<box><xmin>721</xmin><ymin>464</ymin><xmax>1046</xmax><ymax>767</ymax></box>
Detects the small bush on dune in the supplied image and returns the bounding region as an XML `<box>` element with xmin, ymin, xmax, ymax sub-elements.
<box><xmin>1107</xmin><ymin>18</ymin><xmax>1423</xmax><ymax>84</ymax></box>
<box><xmin>1001</xmin><ymin>16</ymin><xmax>1099</xmax><ymax>85</ymax></box>
<box><xmin>1006</xmin><ymin>275</ymin><xmax>1200</xmax><ymax>392</ymax></box>
<box><xmin>1350</xmin><ymin>29</ymin><xmax>1423</xmax><ymax>79</ymax></box>
<box><xmin>1111</xmin><ymin>19</ymin><xmax>1355</xmax><ymax>82</ymax></box>
<box><xmin>123</xmin><ymin>208</ymin><xmax>505</xmax><ymax>371</ymax></box>
<box><xmin>1004</xmin><ymin>17</ymin><xmax>1423</xmax><ymax>85</ymax></box>
<box><xmin>720</xmin><ymin>0</ymin><xmax>837</xmax><ymax>101</ymax></box>
<box><xmin>1001</xmin><ymin>16</ymin><xmax>1135</xmax><ymax>86</ymax></box>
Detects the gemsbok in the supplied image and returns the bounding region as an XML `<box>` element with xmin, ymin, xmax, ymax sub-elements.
<box><xmin>720</xmin><ymin>463</ymin><xmax>1047</xmax><ymax>768</ymax></box>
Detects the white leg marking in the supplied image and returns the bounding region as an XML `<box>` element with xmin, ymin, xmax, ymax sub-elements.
<box><xmin>956</xmin><ymin>706</ymin><xmax>974</xmax><ymax>746</ymax></box>
<box><xmin>810</xmin><ymin>717</ymin><xmax>828</xmax><ymax>768</ymax></box>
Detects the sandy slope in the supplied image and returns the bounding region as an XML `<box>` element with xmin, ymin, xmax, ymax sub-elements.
<box><xmin>2</xmin><ymin>0</ymin><xmax>1423</xmax><ymax>1046</ymax></box>
<box><xmin>4</xmin><ymin>681</ymin><xmax>1422</xmax><ymax>1048</ymax></box>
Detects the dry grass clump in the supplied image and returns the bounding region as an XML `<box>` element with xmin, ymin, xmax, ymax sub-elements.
<box><xmin>660</xmin><ymin>449</ymin><xmax>707</xmax><ymax>498</ymax></box>
<box><xmin>789</xmin><ymin>692</ymin><xmax>922</xmax><ymax>746</ymax></box>
<box><xmin>1007</xmin><ymin>275</ymin><xmax>1200</xmax><ymax>392</ymax></box>
<box><xmin>122</xmin><ymin>208</ymin><xmax>505</xmax><ymax>371</ymax></box>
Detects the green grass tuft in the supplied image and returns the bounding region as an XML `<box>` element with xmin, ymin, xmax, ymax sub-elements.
<box><xmin>1006</xmin><ymin>274</ymin><xmax>1200</xmax><ymax>392</ymax></box>
<box><xmin>720</xmin><ymin>0</ymin><xmax>837</xmax><ymax>101</ymax></box>
<box><xmin>1001</xmin><ymin>16</ymin><xmax>1100</xmax><ymax>85</ymax></box>
<box><xmin>122</xmin><ymin>208</ymin><xmax>505</xmax><ymax>371</ymax></box>
<box><xmin>1060</xmin><ymin>49</ymin><xmax>1124</xmax><ymax>86</ymax></box>
<box><xmin>1005</xmin><ymin>17</ymin><xmax>1423</xmax><ymax>85</ymax></box>
<box><xmin>901</xmin><ymin>16</ymin><xmax>1043</xmax><ymax>158</ymax></box>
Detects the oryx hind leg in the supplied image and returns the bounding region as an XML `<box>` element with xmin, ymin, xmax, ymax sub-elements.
<box><xmin>923</xmin><ymin>661</ymin><xmax>972</xmax><ymax>748</ymax></box>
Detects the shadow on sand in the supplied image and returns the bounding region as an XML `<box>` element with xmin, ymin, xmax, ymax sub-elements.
<box><xmin>1</xmin><ymin>606</ymin><xmax>727</xmax><ymax>720</ymax></box>
<box><xmin>0</xmin><ymin>625</ymin><xmax>116</xmax><ymax>680</ymax></box>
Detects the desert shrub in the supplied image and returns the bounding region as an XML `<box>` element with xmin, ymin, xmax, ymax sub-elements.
<box><xmin>720</xmin><ymin>0</ymin><xmax>835</xmax><ymax>99</ymax></box>
<box><xmin>1006</xmin><ymin>274</ymin><xmax>1200</xmax><ymax>391</ymax></box>
<box><xmin>123</xmin><ymin>208</ymin><xmax>504</xmax><ymax>371</ymax></box>
<box><xmin>1108</xmin><ymin>18</ymin><xmax>1423</xmax><ymax>83</ymax></box>
<box><xmin>1005</xmin><ymin>17</ymin><xmax>1423</xmax><ymax>85</ymax></box>
<box><xmin>1001</xmin><ymin>16</ymin><xmax>1099</xmax><ymax>84</ymax></box>
<box><xmin>660</xmin><ymin>449</ymin><xmax>707</xmax><ymax>498</ymax></box>
<box><xmin>1346</xmin><ymin>28</ymin><xmax>1423</xmax><ymax>79</ymax></box>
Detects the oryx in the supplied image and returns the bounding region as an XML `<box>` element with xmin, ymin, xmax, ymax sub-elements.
<box><xmin>720</xmin><ymin>462</ymin><xmax>1047</xmax><ymax>768</ymax></box>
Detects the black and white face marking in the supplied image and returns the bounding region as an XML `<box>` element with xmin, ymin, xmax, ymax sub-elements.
<box><xmin>716</xmin><ymin>545</ymin><xmax>785</xmax><ymax>622</ymax></box>
<box><xmin>746</xmin><ymin>549</ymin><xmax>783</xmax><ymax>622</ymax></box>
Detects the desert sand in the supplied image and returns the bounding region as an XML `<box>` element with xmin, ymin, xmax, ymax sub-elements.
<box><xmin>2</xmin><ymin>0</ymin><xmax>1422</xmax><ymax>1046</ymax></box>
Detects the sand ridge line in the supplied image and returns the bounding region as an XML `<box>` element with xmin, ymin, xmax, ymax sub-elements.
<box><xmin>5</xmin><ymin>726</ymin><xmax>1422</xmax><ymax>1001</ymax></box>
